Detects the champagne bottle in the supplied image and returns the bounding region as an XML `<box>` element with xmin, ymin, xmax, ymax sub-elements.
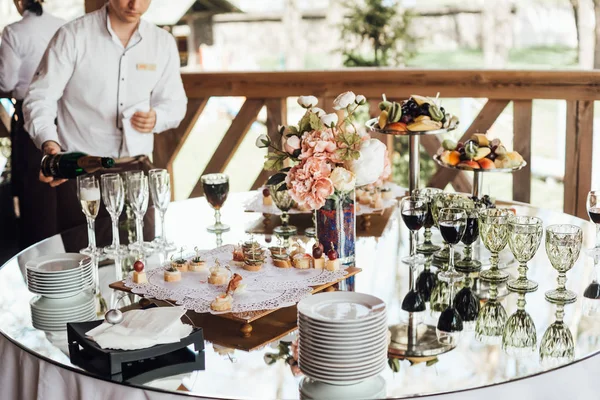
<box><xmin>40</xmin><ymin>152</ymin><xmax>115</xmax><ymax>179</ymax></box>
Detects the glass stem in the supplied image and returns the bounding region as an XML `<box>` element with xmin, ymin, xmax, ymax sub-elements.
<box><xmin>281</xmin><ymin>211</ymin><xmax>289</xmax><ymax>227</ymax></box>
<box><xmin>448</xmin><ymin>278</ymin><xmax>455</xmax><ymax>308</ymax></box>
<box><xmin>596</xmin><ymin>225</ymin><xmax>600</xmax><ymax>248</ymax></box>
<box><xmin>517</xmin><ymin>293</ymin><xmax>526</xmax><ymax>311</ymax></box>
<box><xmin>518</xmin><ymin>262</ymin><xmax>528</xmax><ymax>283</ymax></box>
<box><xmin>556</xmin><ymin>304</ymin><xmax>565</xmax><ymax>323</ymax></box>
<box><xmin>136</xmin><ymin>214</ymin><xmax>144</xmax><ymax>247</ymax></box>
<box><xmin>489</xmin><ymin>282</ymin><xmax>498</xmax><ymax>301</ymax></box>
<box><xmin>410</xmin><ymin>231</ymin><xmax>417</xmax><ymax>263</ymax></box>
<box><xmin>448</xmin><ymin>244</ymin><xmax>455</xmax><ymax>275</ymax></box>
<box><xmin>423</xmin><ymin>227</ymin><xmax>432</xmax><ymax>245</ymax></box>
<box><xmin>160</xmin><ymin>210</ymin><xmax>167</xmax><ymax>242</ymax></box>
<box><xmin>490</xmin><ymin>251</ymin><xmax>499</xmax><ymax>273</ymax></box>
<box><xmin>464</xmin><ymin>243</ymin><xmax>473</xmax><ymax>262</ymax></box>
<box><xmin>557</xmin><ymin>272</ymin><xmax>567</xmax><ymax>293</ymax></box>
<box><xmin>215</xmin><ymin>209</ymin><xmax>222</xmax><ymax>226</ymax></box>
<box><xmin>110</xmin><ymin>215</ymin><xmax>120</xmax><ymax>249</ymax></box>
<box><xmin>87</xmin><ymin>217</ymin><xmax>96</xmax><ymax>251</ymax></box>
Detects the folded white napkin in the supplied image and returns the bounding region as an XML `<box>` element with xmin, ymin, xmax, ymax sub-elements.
<box><xmin>86</xmin><ymin>307</ymin><xmax>193</xmax><ymax>350</ymax></box>
<box><xmin>121</xmin><ymin>99</ymin><xmax>153</xmax><ymax>157</ymax></box>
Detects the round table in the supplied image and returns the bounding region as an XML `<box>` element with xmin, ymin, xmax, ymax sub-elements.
<box><xmin>1</xmin><ymin>191</ymin><xmax>600</xmax><ymax>400</ymax></box>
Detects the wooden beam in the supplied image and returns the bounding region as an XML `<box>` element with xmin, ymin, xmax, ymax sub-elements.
<box><xmin>512</xmin><ymin>100</ymin><xmax>533</xmax><ymax>203</ymax></box>
<box><xmin>182</xmin><ymin>70</ymin><xmax>600</xmax><ymax>101</ymax></box>
<box><xmin>428</xmin><ymin>99</ymin><xmax>510</xmax><ymax>192</ymax></box>
<box><xmin>564</xmin><ymin>100</ymin><xmax>594</xmax><ymax>218</ymax></box>
<box><xmin>252</xmin><ymin>98</ymin><xmax>287</xmax><ymax>190</ymax></box>
<box><xmin>84</xmin><ymin>0</ymin><xmax>106</xmax><ymax>13</ymax></box>
<box><xmin>190</xmin><ymin>98</ymin><xmax>265</xmax><ymax>198</ymax></box>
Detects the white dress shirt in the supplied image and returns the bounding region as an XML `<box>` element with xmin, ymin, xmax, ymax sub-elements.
<box><xmin>0</xmin><ymin>10</ymin><xmax>65</xmax><ymax>100</ymax></box>
<box><xmin>23</xmin><ymin>5</ymin><xmax>188</xmax><ymax>158</ymax></box>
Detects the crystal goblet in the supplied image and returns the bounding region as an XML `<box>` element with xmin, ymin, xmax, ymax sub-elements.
<box><xmin>507</xmin><ymin>216</ymin><xmax>543</xmax><ymax>293</ymax></box>
<box><xmin>540</xmin><ymin>304</ymin><xmax>574</xmax><ymax>367</ymax></box>
<box><xmin>475</xmin><ymin>282</ymin><xmax>507</xmax><ymax>345</ymax></box>
<box><xmin>202</xmin><ymin>173</ymin><xmax>230</xmax><ymax>233</ymax></box>
<box><xmin>479</xmin><ymin>208</ymin><xmax>512</xmax><ymax>283</ymax></box>
<box><xmin>269</xmin><ymin>182</ymin><xmax>297</xmax><ymax>236</ymax></box>
<box><xmin>545</xmin><ymin>224</ymin><xmax>582</xmax><ymax>304</ymax></box>
<box><xmin>502</xmin><ymin>292</ymin><xmax>536</xmax><ymax>357</ymax></box>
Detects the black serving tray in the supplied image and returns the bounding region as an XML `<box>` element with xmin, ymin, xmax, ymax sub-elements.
<box><xmin>67</xmin><ymin>319</ymin><xmax>204</xmax><ymax>382</ymax></box>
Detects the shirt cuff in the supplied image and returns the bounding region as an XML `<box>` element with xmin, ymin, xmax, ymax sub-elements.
<box><xmin>33</xmin><ymin>128</ymin><xmax>61</xmax><ymax>151</ymax></box>
<box><xmin>153</xmin><ymin>108</ymin><xmax>167</xmax><ymax>134</ymax></box>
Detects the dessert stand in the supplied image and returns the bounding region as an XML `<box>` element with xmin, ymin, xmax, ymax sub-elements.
<box><xmin>367</xmin><ymin>118</ymin><xmax>458</xmax><ymax>358</ymax></box>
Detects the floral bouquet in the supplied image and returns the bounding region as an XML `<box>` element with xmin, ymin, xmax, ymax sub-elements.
<box><xmin>256</xmin><ymin>91</ymin><xmax>390</xmax><ymax>262</ymax></box>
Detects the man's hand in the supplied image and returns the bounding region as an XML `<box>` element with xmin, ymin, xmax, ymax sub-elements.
<box><xmin>39</xmin><ymin>141</ymin><xmax>67</xmax><ymax>187</ymax></box>
<box><xmin>131</xmin><ymin>109</ymin><xmax>157</xmax><ymax>133</ymax></box>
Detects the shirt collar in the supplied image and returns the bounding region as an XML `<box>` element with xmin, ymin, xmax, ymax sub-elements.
<box><xmin>103</xmin><ymin>4</ymin><xmax>144</xmax><ymax>50</ymax></box>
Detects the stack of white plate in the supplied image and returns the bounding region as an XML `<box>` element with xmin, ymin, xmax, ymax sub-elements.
<box><xmin>25</xmin><ymin>254</ymin><xmax>97</xmax><ymax>331</ymax></box>
<box><xmin>30</xmin><ymin>291</ymin><xmax>96</xmax><ymax>331</ymax></box>
<box><xmin>297</xmin><ymin>292</ymin><xmax>388</xmax><ymax>386</ymax></box>
<box><xmin>26</xmin><ymin>254</ymin><xmax>94</xmax><ymax>298</ymax></box>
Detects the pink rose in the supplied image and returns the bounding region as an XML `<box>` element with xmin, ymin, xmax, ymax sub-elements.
<box><xmin>299</xmin><ymin>129</ymin><xmax>339</xmax><ymax>162</ymax></box>
<box><xmin>302</xmin><ymin>156</ymin><xmax>332</xmax><ymax>179</ymax></box>
<box><xmin>305</xmin><ymin>177</ymin><xmax>334</xmax><ymax>209</ymax></box>
<box><xmin>286</xmin><ymin>160</ymin><xmax>334</xmax><ymax>210</ymax></box>
<box><xmin>284</xmin><ymin>135</ymin><xmax>301</xmax><ymax>155</ymax></box>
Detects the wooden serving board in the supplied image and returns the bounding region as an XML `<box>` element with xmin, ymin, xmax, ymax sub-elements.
<box><xmin>109</xmin><ymin>267</ymin><xmax>361</xmax><ymax>351</ymax></box>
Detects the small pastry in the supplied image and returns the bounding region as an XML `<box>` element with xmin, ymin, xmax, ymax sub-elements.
<box><xmin>132</xmin><ymin>260</ymin><xmax>148</xmax><ymax>283</ymax></box>
<box><xmin>243</xmin><ymin>260</ymin><xmax>263</xmax><ymax>272</ymax></box>
<box><xmin>289</xmin><ymin>242</ymin><xmax>305</xmax><ymax>259</ymax></box>
<box><xmin>208</xmin><ymin>260</ymin><xmax>230</xmax><ymax>285</ymax></box>
<box><xmin>380</xmin><ymin>187</ymin><xmax>394</xmax><ymax>200</ymax></box>
<box><xmin>293</xmin><ymin>253</ymin><xmax>312</xmax><ymax>269</ymax></box>
<box><xmin>273</xmin><ymin>258</ymin><xmax>292</xmax><ymax>268</ymax></box>
<box><xmin>211</xmin><ymin>293</ymin><xmax>233</xmax><ymax>312</ymax></box>
<box><xmin>189</xmin><ymin>247</ymin><xmax>206</xmax><ymax>272</ymax></box>
<box><xmin>232</xmin><ymin>245</ymin><xmax>245</xmax><ymax>262</ymax></box>
<box><xmin>325</xmin><ymin>244</ymin><xmax>340</xmax><ymax>271</ymax></box>
<box><xmin>312</xmin><ymin>242</ymin><xmax>325</xmax><ymax>269</ymax></box>
<box><xmin>171</xmin><ymin>250</ymin><xmax>188</xmax><ymax>272</ymax></box>
<box><xmin>313</xmin><ymin>257</ymin><xmax>325</xmax><ymax>269</ymax></box>
<box><xmin>262</xmin><ymin>187</ymin><xmax>273</xmax><ymax>206</ymax></box>
<box><xmin>243</xmin><ymin>239</ymin><xmax>265</xmax><ymax>271</ymax></box>
<box><xmin>164</xmin><ymin>268</ymin><xmax>181</xmax><ymax>282</ymax></box>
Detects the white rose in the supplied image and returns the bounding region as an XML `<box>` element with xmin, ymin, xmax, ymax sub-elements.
<box><xmin>311</xmin><ymin>107</ymin><xmax>326</xmax><ymax>117</ymax></box>
<box><xmin>332</xmin><ymin>91</ymin><xmax>356</xmax><ymax>110</ymax></box>
<box><xmin>297</xmin><ymin>95</ymin><xmax>318</xmax><ymax>109</ymax></box>
<box><xmin>255</xmin><ymin>134</ymin><xmax>271</xmax><ymax>148</ymax></box>
<box><xmin>330</xmin><ymin>167</ymin><xmax>356</xmax><ymax>193</ymax></box>
<box><xmin>320</xmin><ymin>113</ymin><xmax>338</xmax><ymax>128</ymax></box>
<box><xmin>355</xmin><ymin>94</ymin><xmax>367</xmax><ymax>105</ymax></box>
<box><xmin>344</xmin><ymin>139</ymin><xmax>387</xmax><ymax>187</ymax></box>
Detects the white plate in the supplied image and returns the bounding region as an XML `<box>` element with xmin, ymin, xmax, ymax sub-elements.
<box><xmin>297</xmin><ymin>292</ymin><xmax>386</xmax><ymax>324</ymax></box>
<box><xmin>26</xmin><ymin>254</ymin><xmax>92</xmax><ymax>274</ymax></box>
<box><xmin>299</xmin><ymin>375</ymin><xmax>386</xmax><ymax>398</ymax></box>
<box><xmin>32</xmin><ymin>311</ymin><xmax>97</xmax><ymax>324</ymax></box>
<box><xmin>298</xmin><ymin>317</ymin><xmax>388</xmax><ymax>336</ymax></box>
<box><xmin>30</xmin><ymin>292</ymin><xmax>94</xmax><ymax>311</ymax></box>
<box><xmin>31</xmin><ymin>303</ymin><xmax>96</xmax><ymax>318</ymax></box>
<box><xmin>300</xmin><ymin>352</ymin><xmax>387</xmax><ymax>370</ymax></box>
<box><xmin>299</xmin><ymin>332</ymin><xmax>388</xmax><ymax>349</ymax></box>
<box><xmin>28</xmin><ymin>274</ymin><xmax>94</xmax><ymax>288</ymax></box>
<box><xmin>299</xmin><ymin>327</ymin><xmax>387</xmax><ymax>344</ymax></box>
<box><xmin>298</xmin><ymin>313</ymin><xmax>387</xmax><ymax>331</ymax></box>
<box><xmin>32</xmin><ymin>315</ymin><xmax>97</xmax><ymax>331</ymax></box>
<box><xmin>300</xmin><ymin>361</ymin><xmax>385</xmax><ymax>381</ymax></box>
<box><xmin>27</xmin><ymin>266</ymin><xmax>94</xmax><ymax>282</ymax></box>
<box><xmin>298</xmin><ymin>345</ymin><xmax>387</xmax><ymax>363</ymax></box>
<box><xmin>29</xmin><ymin>284</ymin><xmax>94</xmax><ymax>299</ymax></box>
<box><xmin>28</xmin><ymin>276</ymin><xmax>94</xmax><ymax>290</ymax></box>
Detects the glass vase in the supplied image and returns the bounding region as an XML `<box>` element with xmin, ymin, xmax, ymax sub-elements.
<box><xmin>316</xmin><ymin>190</ymin><xmax>356</xmax><ymax>264</ymax></box>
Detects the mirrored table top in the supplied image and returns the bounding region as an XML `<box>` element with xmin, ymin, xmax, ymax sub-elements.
<box><xmin>1</xmin><ymin>191</ymin><xmax>600</xmax><ymax>399</ymax></box>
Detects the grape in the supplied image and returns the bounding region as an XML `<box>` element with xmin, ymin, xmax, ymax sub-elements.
<box><xmin>489</xmin><ymin>153</ymin><xmax>496</xmax><ymax>161</ymax></box>
<box><xmin>401</xmin><ymin>115</ymin><xmax>412</xmax><ymax>124</ymax></box>
<box><xmin>491</xmin><ymin>145</ymin><xmax>498</xmax><ymax>153</ymax></box>
<box><xmin>134</xmin><ymin>260</ymin><xmax>144</xmax><ymax>272</ymax></box>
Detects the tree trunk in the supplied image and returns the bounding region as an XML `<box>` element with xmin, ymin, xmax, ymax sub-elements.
<box><xmin>594</xmin><ymin>0</ymin><xmax>600</xmax><ymax>68</ymax></box>
<box><xmin>570</xmin><ymin>0</ymin><xmax>580</xmax><ymax>60</ymax></box>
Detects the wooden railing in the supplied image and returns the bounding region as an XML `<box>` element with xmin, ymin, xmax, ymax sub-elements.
<box><xmin>153</xmin><ymin>69</ymin><xmax>599</xmax><ymax>220</ymax></box>
<box><xmin>2</xmin><ymin>70</ymin><xmax>599</xmax><ymax>219</ymax></box>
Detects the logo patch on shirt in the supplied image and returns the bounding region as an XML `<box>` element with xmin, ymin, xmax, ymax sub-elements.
<box><xmin>136</xmin><ymin>63</ymin><xmax>156</xmax><ymax>71</ymax></box>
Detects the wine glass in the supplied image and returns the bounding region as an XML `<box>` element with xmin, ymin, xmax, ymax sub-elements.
<box><xmin>149</xmin><ymin>169</ymin><xmax>176</xmax><ymax>251</ymax></box>
<box><xmin>507</xmin><ymin>216</ymin><xmax>543</xmax><ymax>293</ymax></box>
<box><xmin>502</xmin><ymin>292</ymin><xmax>536</xmax><ymax>357</ymax></box>
<box><xmin>201</xmin><ymin>173</ymin><xmax>230</xmax><ymax>233</ymax></box>
<box><xmin>127</xmin><ymin>174</ymin><xmax>154</xmax><ymax>254</ymax></box>
<box><xmin>431</xmin><ymin>193</ymin><xmax>470</xmax><ymax>266</ymax></box>
<box><xmin>545</xmin><ymin>224</ymin><xmax>582</xmax><ymax>304</ymax></box>
<box><xmin>587</xmin><ymin>190</ymin><xmax>600</xmax><ymax>249</ymax></box>
<box><xmin>437</xmin><ymin>208</ymin><xmax>467</xmax><ymax>283</ymax></box>
<box><xmin>269</xmin><ymin>181</ymin><xmax>297</xmax><ymax>236</ymax></box>
<box><xmin>475</xmin><ymin>282</ymin><xmax>507</xmax><ymax>345</ymax></box>
<box><xmin>101</xmin><ymin>173</ymin><xmax>128</xmax><ymax>256</ymax></box>
<box><xmin>400</xmin><ymin>196</ymin><xmax>428</xmax><ymax>312</ymax></box>
<box><xmin>77</xmin><ymin>175</ymin><xmax>103</xmax><ymax>258</ymax></box>
<box><xmin>478</xmin><ymin>208</ymin><xmax>512</xmax><ymax>283</ymax></box>
<box><xmin>413</xmin><ymin>187</ymin><xmax>442</xmax><ymax>254</ymax></box>
<box><xmin>540</xmin><ymin>303</ymin><xmax>574</xmax><ymax>367</ymax></box>
<box><xmin>456</xmin><ymin>207</ymin><xmax>482</xmax><ymax>273</ymax></box>
<box><xmin>583</xmin><ymin>191</ymin><xmax>600</xmax><ymax>313</ymax></box>
<box><xmin>453</xmin><ymin>272</ymin><xmax>480</xmax><ymax>331</ymax></box>
<box><xmin>416</xmin><ymin>255</ymin><xmax>437</xmax><ymax>302</ymax></box>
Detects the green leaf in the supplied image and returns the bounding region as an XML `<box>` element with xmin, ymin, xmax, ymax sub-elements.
<box><xmin>388</xmin><ymin>358</ymin><xmax>401</xmax><ymax>373</ymax></box>
<box><xmin>266</xmin><ymin>173</ymin><xmax>287</xmax><ymax>186</ymax></box>
<box><xmin>426</xmin><ymin>357</ymin><xmax>439</xmax><ymax>367</ymax></box>
<box><xmin>308</xmin><ymin>112</ymin><xmax>323</xmax><ymax>131</ymax></box>
<box><xmin>276</xmin><ymin>183</ymin><xmax>289</xmax><ymax>192</ymax></box>
<box><xmin>288</xmin><ymin>126</ymin><xmax>299</xmax><ymax>135</ymax></box>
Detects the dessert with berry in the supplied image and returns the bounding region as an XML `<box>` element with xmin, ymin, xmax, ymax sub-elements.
<box><xmin>170</xmin><ymin>249</ymin><xmax>188</xmax><ymax>272</ymax></box>
<box><xmin>325</xmin><ymin>243</ymin><xmax>340</xmax><ymax>271</ymax></box>
<box><xmin>262</xmin><ymin>187</ymin><xmax>273</xmax><ymax>206</ymax></box>
<box><xmin>189</xmin><ymin>246</ymin><xmax>206</xmax><ymax>272</ymax></box>
<box><xmin>132</xmin><ymin>260</ymin><xmax>148</xmax><ymax>284</ymax></box>
<box><xmin>312</xmin><ymin>241</ymin><xmax>325</xmax><ymax>269</ymax></box>
<box><xmin>208</xmin><ymin>259</ymin><xmax>231</xmax><ymax>285</ymax></box>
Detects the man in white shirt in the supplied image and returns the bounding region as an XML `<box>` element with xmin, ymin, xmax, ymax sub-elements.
<box><xmin>23</xmin><ymin>0</ymin><xmax>187</xmax><ymax>236</ymax></box>
<box><xmin>0</xmin><ymin>0</ymin><xmax>64</xmax><ymax>249</ymax></box>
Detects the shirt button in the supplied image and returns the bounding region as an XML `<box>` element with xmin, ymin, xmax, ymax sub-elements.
<box><xmin>120</xmin><ymin>103</ymin><xmax>123</xmax><ymax>106</ymax></box>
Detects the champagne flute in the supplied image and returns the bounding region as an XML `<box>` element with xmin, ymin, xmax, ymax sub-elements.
<box><xmin>127</xmin><ymin>174</ymin><xmax>154</xmax><ymax>254</ymax></box>
<box><xmin>201</xmin><ymin>173</ymin><xmax>230</xmax><ymax>233</ymax></box>
<box><xmin>400</xmin><ymin>196</ymin><xmax>428</xmax><ymax>312</ymax></box>
<box><xmin>478</xmin><ymin>208</ymin><xmax>512</xmax><ymax>283</ymax></box>
<box><xmin>545</xmin><ymin>224</ymin><xmax>582</xmax><ymax>304</ymax></box>
<box><xmin>149</xmin><ymin>169</ymin><xmax>176</xmax><ymax>251</ymax></box>
<box><xmin>413</xmin><ymin>187</ymin><xmax>442</xmax><ymax>254</ymax></box>
<box><xmin>507</xmin><ymin>216</ymin><xmax>543</xmax><ymax>292</ymax></box>
<box><xmin>502</xmin><ymin>292</ymin><xmax>536</xmax><ymax>357</ymax></box>
<box><xmin>78</xmin><ymin>175</ymin><xmax>103</xmax><ymax>258</ymax></box>
<box><xmin>101</xmin><ymin>173</ymin><xmax>128</xmax><ymax>256</ymax></box>
<box><xmin>269</xmin><ymin>181</ymin><xmax>297</xmax><ymax>236</ymax></box>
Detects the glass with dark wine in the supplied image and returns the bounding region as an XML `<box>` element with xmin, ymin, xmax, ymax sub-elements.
<box><xmin>584</xmin><ymin>191</ymin><xmax>600</xmax><ymax>314</ymax></box>
<box><xmin>413</xmin><ymin>187</ymin><xmax>442</xmax><ymax>254</ymax></box>
<box><xmin>436</xmin><ymin>207</ymin><xmax>467</xmax><ymax>345</ymax></box>
<box><xmin>456</xmin><ymin>208</ymin><xmax>481</xmax><ymax>273</ymax></box>
<box><xmin>400</xmin><ymin>196</ymin><xmax>428</xmax><ymax>313</ymax></box>
<box><xmin>201</xmin><ymin>173</ymin><xmax>230</xmax><ymax>233</ymax></box>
